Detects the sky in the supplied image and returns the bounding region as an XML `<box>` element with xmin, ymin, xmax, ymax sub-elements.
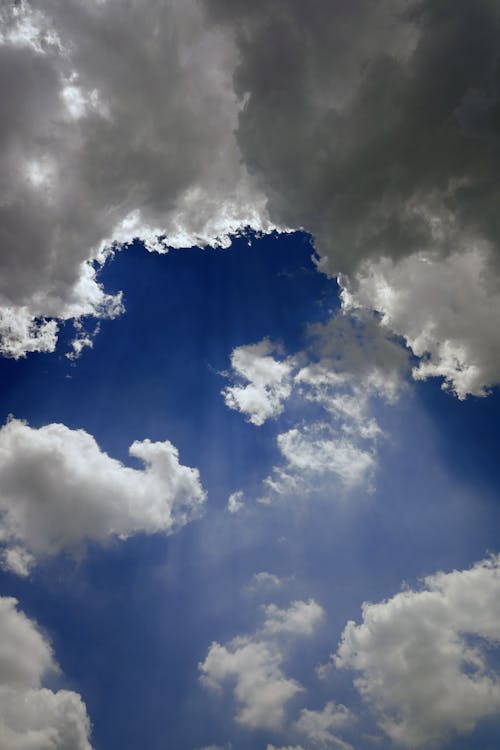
<box><xmin>1</xmin><ymin>2</ymin><xmax>500</xmax><ymax>750</ymax></box>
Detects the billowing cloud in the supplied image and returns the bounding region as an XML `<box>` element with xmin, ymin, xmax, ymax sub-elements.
<box><xmin>334</xmin><ymin>556</ymin><xmax>500</xmax><ymax>748</ymax></box>
<box><xmin>203</xmin><ymin>0</ymin><xmax>500</xmax><ymax>396</ymax></box>
<box><xmin>199</xmin><ymin>599</ymin><xmax>324</xmax><ymax>731</ymax></box>
<box><xmin>0</xmin><ymin>417</ymin><xmax>206</xmax><ymax>573</ymax></box>
<box><xmin>0</xmin><ymin>596</ymin><xmax>93</xmax><ymax>749</ymax></box>
<box><xmin>205</xmin><ymin>0</ymin><xmax>500</xmax><ymax>273</ymax></box>
<box><xmin>341</xmin><ymin>247</ymin><xmax>500</xmax><ymax>398</ymax></box>
<box><xmin>0</xmin><ymin>0</ymin><xmax>272</xmax><ymax>357</ymax></box>
<box><xmin>5</xmin><ymin>0</ymin><xmax>500</xmax><ymax>401</ymax></box>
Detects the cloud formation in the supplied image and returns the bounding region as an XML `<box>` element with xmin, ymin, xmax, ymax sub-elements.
<box><xmin>0</xmin><ymin>418</ymin><xmax>206</xmax><ymax>574</ymax></box>
<box><xmin>334</xmin><ymin>556</ymin><xmax>500</xmax><ymax>748</ymax></box>
<box><xmin>5</xmin><ymin>0</ymin><xmax>500</xmax><ymax>399</ymax></box>
<box><xmin>223</xmin><ymin>316</ymin><xmax>408</xmax><ymax>501</ymax></box>
<box><xmin>222</xmin><ymin>339</ymin><xmax>295</xmax><ymax>426</ymax></box>
<box><xmin>0</xmin><ymin>596</ymin><xmax>93</xmax><ymax>749</ymax></box>
<box><xmin>341</xmin><ymin>247</ymin><xmax>500</xmax><ymax>398</ymax></box>
<box><xmin>0</xmin><ymin>0</ymin><xmax>271</xmax><ymax>356</ymax></box>
<box><xmin>204</xmin><ymin>0</ymin><xmax>500</xmax><ymax>396</ymax></box>
<box><xmin>199</xmin><ymin>599</ymin><xmax>324</xmax><ymax>731</ymax></box>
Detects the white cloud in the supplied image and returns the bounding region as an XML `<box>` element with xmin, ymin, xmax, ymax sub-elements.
<box><xmin>222</xmin><ymin>339</ymin><xmax>295</xmax><ymax>425</ymax></box>
<box><xmin>199</xmin><ymin>599</ymin><xmax>324</xmax><ymax>731</ymax></box>
<box><xmin>226</xmin><ymin>490</ymin><xmax>244</xmax><ymax>514</ymax></box>
<box><xmin>341</xmin><ymin>247</ymin><xmax>500</xmax><ymax>399</ymax></box>
<box><xmin>295</xmin><ymin>701</ymin><xmax>354</xmax><ymax>749</ymax></box>
<box><xmin>243</xmin><ymin>571</ymin><xmax>283</xmax><ymax>597</ymax></box>
<box><xmin>335</xmin><ymin>556</ymin><xmax>500</xmax><ymax>748</ymax></box>
<box><xmin>225</xmin><ymin>318</ymin><xmax>407</xmax><ymax>504</ymax></box>
<box><xmin>277</xmin><ymin>425</ymin><xmax>376</xmax><ymax>489</ymax></box>
<box><xmin>0</xmin><ymin>417</ymin><xmax>206</xmax><ymax>573</ymax></box>
<box><xmin>263</xmin><ymin>600</ymin><xmax>325</xmax><ymax>638</ymax></box>
<box><xmin>0</xmin><ymin>596</ymin><xmax>93</xmax><ymax>749</ymax></box>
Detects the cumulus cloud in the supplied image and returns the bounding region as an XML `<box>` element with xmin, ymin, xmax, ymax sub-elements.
<box><xmin>295</xmin><ymin>701</ymin><xmax>354</xmax><ymax>749</ymax></box>
<box><xmin>341</xmin><ymin>247</ymin><xmax>500</xmax><ymax>398</ymax></box>
<box><xmin>0</xmin><ymin>596</ymin><xmax>93</xmax><ymax>749</ymax></box>
<box><xmin>0</xmin><ymin>0</ymin><xmax>272</xmax><ymax>357</ymax></box>
<box><xmin>0</xmin><ymin>417</ymin><xmax>206</xmax><ymax>573</ymax></box>
<box><xmin>199</xmin><ymin>599</ymin><xmax>324</xmax><ymax>731</ymax></box>
<box><xmin>222</xmin><ymin>339</ymin><xmax>295</xmax><ymax>426</ymax></box>
<box><xmin>334</xmin><ymin>556</ymin><xmax>500</xmax><ymax>748</ymax></box>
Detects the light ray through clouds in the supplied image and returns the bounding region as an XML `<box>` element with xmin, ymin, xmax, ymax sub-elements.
<box><xmin>1</xmin><ymin>2</ymin><xmax>500</xmax><ymax>750</ymax></box>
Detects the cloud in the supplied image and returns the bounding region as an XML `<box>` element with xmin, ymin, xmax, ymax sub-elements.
<box><xmin>222</xmin><ymin>339</ymin><xmax>295</xmax><ymax>426</ymax></box>
<box><xmin>0</xmin><ymin>596</ymin><xmax>93</xmax><ymax>749</ymax></box>
<box><xmin>199</xmin><ymin>598</ymin><xmax>324</xmax><ymax>731</ymax></box>
<box><xmin>262</xmin><ymin>600</ymin><xmax>325</xmax><ymax>638</ymax></box>
<box><xmin>202</xmin><ymin>0</ymin><xmax>500</xmax><ymax>396</ymax></box>
<box><xmin>295</xmin><ymin>701</ymin><xmax>354</xmax><ymax>749</ymax></box>
<box><xmin>243</xmin><ymin>571</ymin><xmax>284</xmax><ymax>597</ymax></box>
<box><xmin>0</xmin><ymin>417</ymin><xmax>206</xmax><ymax>573</ymax></box>
<box><xmin>5</xmin><ymin>0</ymin><xmax>500</xmax><ymax>403</ymax></box>
<box><xmin>226</xmin><ymin>490</ymin><xmax>244</xmax><ymax>514</ymax></box>
<box><xmin>222</xmin><ymin>318</ymin><xmax>407</xmax><ymax>502</ymax></box>
<box><xmin>275</xmin><ymin>425</ymin><xmax>376</xmax><ymax>490</ymax></box>
<box><xmin>341</xmin><ymin>246</ymin><xmax>500</xmax><ymax>398</ymax></box>
<box><xmin>334</xmin><ymin>556</ymin><xmax>500</xmax><ymax>748</ymax></box>
<box><xmin>205</xmin><ymin>0</ymin><xmax>500</xmax><ymax>273</ymax></box>
<box><xmin>0</xmin><ymin>0</ymin><xmax>272</xmax><ymax>357</ymax></box>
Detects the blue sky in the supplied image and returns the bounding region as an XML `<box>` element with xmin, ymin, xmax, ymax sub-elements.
<box><xmin>2</xmin><ymin>232</ymin><xmax>500</xmax><ymax>750</ymax></box>
<box><xmin>2</xmin><ymin>2</ymin><xmax>500</xmax><ymax>750</ymax></box>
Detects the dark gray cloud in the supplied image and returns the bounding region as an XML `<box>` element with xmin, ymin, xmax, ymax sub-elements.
<box><xmin>202</xmin><ymin>0</ymin><xmax>500</xmax><ymax>395</ymax></box>
<box><xmin>205</xmin><ymin>0</ymin><xmax>500</xmax><ymax>272</ymax></box>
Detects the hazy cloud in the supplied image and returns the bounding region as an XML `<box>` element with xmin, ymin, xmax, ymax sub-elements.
<box><xmin>295</xmin><ymin>701</ymin><xmax>354</xmax><ymax>749</ymax></box>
